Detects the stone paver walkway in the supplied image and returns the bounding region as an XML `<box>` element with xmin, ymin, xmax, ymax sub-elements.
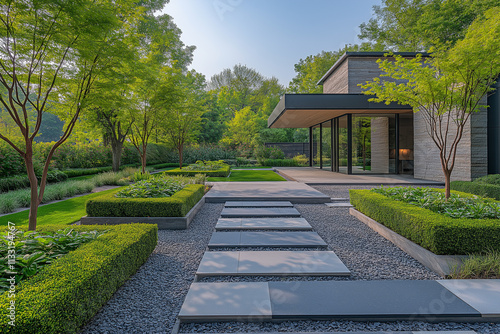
<box><xmin>220</xmin><ymin>207</ymin><xmax>301</xmax><ymax>218</ymax></box>
<box><xmin>208</xmin><ymin>231</ymin><xmax>328</xmax><ymax>248</ymax></box>
<box><xmin>215</xmin><ymin>218</ymin><xmax>312</xmax><ymax>230</ymax></box>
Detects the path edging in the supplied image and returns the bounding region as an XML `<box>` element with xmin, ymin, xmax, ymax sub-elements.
<box><xmin>349</xmin><ymin>208</ymin><xmax>466</xmax><ymax>277</ymax></box>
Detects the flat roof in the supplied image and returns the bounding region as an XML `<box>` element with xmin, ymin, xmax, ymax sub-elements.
<box><xmin>316</xmin><ymin>52</ymin><xmax>431</xmax><ymax>86</ymax></box>
<box><xmin>268</xmin><ymin>94</ymin><xmax>413</xmax><ymax>129</ymax></box>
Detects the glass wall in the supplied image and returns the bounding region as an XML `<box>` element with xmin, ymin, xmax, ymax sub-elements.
<box><xmin>321</xmin><ymin>121</ymin><xmax>332</xmax><ymax>169</ymax></box>
<box><xmin>338</xmin><ymin>115</ymin><xmax>349</xmax><ymax>174</ymax></box>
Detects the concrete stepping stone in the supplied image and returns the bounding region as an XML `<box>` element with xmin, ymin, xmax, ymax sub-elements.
<box><xmin>224</xmin><ymin>201</ymin><xmax>293</xmax><ymax>207</ymax></box>
<box><xmin>437</xmin><ymin>279</ymin><xmax>500</xmax><ymax>317</ymax></box>
<box><xmin>220</xmin><ymin>207</ymin><xmax>301</xmax><ymax>218</ymax></box>
<box><xmin>215</xmin><ymin>218</ymin><xmax>312</xmax><ymax>231</ymax></box>
<box><xmin>178</xmin><ymin>280</ymin><xmax>490</xmax><ymax>322</ymax></box>
<box><xmin>331</xmin><ymin>197</ymin><xmax>350</xmax><ymax>202</ymax></box>
<box><xmin>182</xmin><ymin>332</ymin><xmax>477</xmax><ymax>334</ymax></box>
<box><xmin>268</xmin><ymin>280</ymin><xmax>480</xmax><ymax>320</ymax></box>
<box><xmin>325</xmin><ymin>202</ymin><xmax>353</xmax><ymax>207</ymax></box>
<box><xmin>196</xmin><ymin>251</ymin><xmax>350</xmax><ymax>277</ymax></box>
<box><xmin>208</xmin><ymin>231</ymin><xmax>327</xmax><ymax>248</ymax></box>
<box><xmin>178</xmin><ymin>282</ymin><xmax>271</xmax><ymax>321</ymax></box>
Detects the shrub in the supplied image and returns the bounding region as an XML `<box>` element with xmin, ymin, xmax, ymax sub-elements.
<box><xmin>292</xmin><ymin>154</ymin><xmax>309</xmax><ymax>166</ymax></box>
<box><xmin>255</xmin><ymin>146</ymin><xmax>285</xmax><ymax>162</ymax></box>
<box><xmin>475</xmin><ymin>174</ymin><xmax>500</xmax><ymax>185</ymax></box>
<box><xmin>350</xmin><ymin>189</ymin><xmax>500</xmax><ymax>255</ymax></box>
<box><xmin>451</xmin><ymin>180</ymin><xmax>500</xmax><ymax>201</ymax></box>
<box><xmin>259</xmin><ymin>159</ymin><xmax>300</xmax><ymax>167</ymax></box>
<box><xmin>86</xmin><ymin>184</ymin><xmax>205</xmax><ymax>217</ymax></box>
<box><xmin>62</xmin><ymin>166</ymin><xmax>113</xmax><ymax>178</ymax></box>
<box><xmin>116</xmin><ymin>174</ymin><xmax>204</xmax><ymax>199</ymax></box>
<box><xmin>0</xmin><ymin>144</ymin><xmax>27</xmax><ymax>178</ymax></box>
<box><xmin>0</xmin><ymin>224</ymin><xmax>157</xmax><ymax>333</ymax></box>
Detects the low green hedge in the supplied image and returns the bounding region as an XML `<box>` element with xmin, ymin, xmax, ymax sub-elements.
<box><xmin>349</xmin><ymin>189</ymin><xmax>500</xmax><ymax>255</ymax></box>
<box><xmin>451</xmin><ymin>181</ymin><xmax>500</xmax><ymax>200</ymax></box>
<box><xmin>0</xmin><ymin>223</ymin><xmax>157</xmax><ymax>333</ymax></box>
<box><xmin>163</xmin><ymin>165</ymin><xmax>231</xmax><ymax>178</ymax></box>
<box><xmin>0</xmin><ymin>171</ymin><xmax>68</xmax><ymax>193</ymax></box>
<box><xmin>258</xmin><ymin>159</ymin><xmax>301</xmax><ymax>167</ymax></box>
<box><xmin>86</xmin><ymin>184</ymin><xmax>205</xmax><ymax>217</ymax></box>
<box><xmin>63</xmin><ymin>166</ymin><xmax>113</xmax><ymax>178</ymax></box>
<box><xmin>150</xmin><ymin>162</ymin><xmax>187</xmax><ymax>169</ymax></box>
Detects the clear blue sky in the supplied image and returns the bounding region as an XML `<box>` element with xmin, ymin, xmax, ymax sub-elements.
<box><xmin>159</xmin><ymin>0</ymin><xmax>382</xmax><ymax>87</ymax></box>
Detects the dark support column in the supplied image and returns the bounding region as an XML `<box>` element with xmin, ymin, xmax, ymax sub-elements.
<box><xmin>395</xmin><ymin>113</ymin><xmax>400</xmax><ymax>175</ymax></box>
<box><xmin>309</xmin><ymin>127</ymin><xmax>313</xmax><ymax>167</ymax></box>
<box><xmin>347</xmin><ymin>114</ymin><xmax>352</xmax><ymax>174</ymax></box>
<box><xmin>319</xmin><ymin>123</ymin><xmax>323</xmax><ymax>169</ymax></box>
<box><xmin>331</xmin><ymin>119</ymin><xmax>335</xmax><ymax>172</ymax></box>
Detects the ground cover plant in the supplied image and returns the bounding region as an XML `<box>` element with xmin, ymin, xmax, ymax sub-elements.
<box><xmin>0</xmin><ymin>224</ymin><xmax>157</xmax><ymax>333</ymax></box>
<box><xmin>116</xmin><ymin>174</ymin><xmax>205</xmax><ymax>199</ymax></box>
<box><xmin>450</xmin><ymin>251</ymin><xmax>500</xmax><ymax>279</ymax></box>
<box><xmin>164</xmin><ymin>160</ymin><xmax>231</xmax><ymax>177</ymax></box>
<box><xmin>0</xmin><ymin>188</ymin><xmax>121</xmax><ymax>227</ymax></box>
<box><xmin>208</xmin><ymin>170</ymin><xmax>286</xmax><ymax>182</ymax></box>
<box><xmin>373</xmin><ymin>186</ymin><xmax>500</xmax><ymax>219</ymax></box>
<box><xmin>0</xmin><ymin>227</ymin><xmax>105</xmax><ymax>292</ymax></box>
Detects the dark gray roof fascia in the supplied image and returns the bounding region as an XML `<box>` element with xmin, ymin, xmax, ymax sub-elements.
<box><xmin>316</xmin><ymin>51</ymin><xmax>431</xmax><ymax>86</ymax></box>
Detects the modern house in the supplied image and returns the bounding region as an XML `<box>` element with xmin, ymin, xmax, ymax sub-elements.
<box><xmin>268</xmin><ymin>52</ymin><xmax>500</xmax><ymax>182</ymax></box>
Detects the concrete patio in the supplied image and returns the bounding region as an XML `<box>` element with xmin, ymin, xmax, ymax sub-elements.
<box><xmin>275</xmin><ymin>167</ymin><xmax>445</xmax><ymax>185</ymax></box>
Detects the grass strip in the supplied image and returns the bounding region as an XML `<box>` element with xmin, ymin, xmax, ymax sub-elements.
<box><xmin>0</xmin><ymin>188</ymin><xmax>122</xmax><ymax>227</ymax></box>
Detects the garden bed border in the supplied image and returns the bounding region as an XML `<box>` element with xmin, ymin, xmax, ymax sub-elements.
<box><xmin>80</xmin><ymin>193</ymin><xmax>206</xmax><ymax>229</ymax></box>
<box><xmin>349</xmin><ymin>208</ymin><xmax>466</xmax><ymax>277</ymax></box>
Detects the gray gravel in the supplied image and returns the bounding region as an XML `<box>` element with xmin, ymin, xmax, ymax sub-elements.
<box><xmin>80</xmin><ymin>203</ymin><xmax>223</xmax><ymax>334</ymax></box>
<box><xmin>80</xmin><ymin>184</ymin><xmax>500</xmax><ymax>334</ymax></box>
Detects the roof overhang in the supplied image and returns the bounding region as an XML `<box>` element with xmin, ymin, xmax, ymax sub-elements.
<box><xmin>268</xmin><ymin>94</ymin><xmax>413</xmax><ymax>129</ymax></box>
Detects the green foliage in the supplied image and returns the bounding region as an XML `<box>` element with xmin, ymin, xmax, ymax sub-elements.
<box><xmin>450</xmin><ymin>251</ymin><xmax>500</xmax><ymax>279</ymax></box>
<box><xmin>0</xmin><ymin>145</ymin><xmax>26</xmax><ymax>178</ymax></box>
<box><xmin>451</xmin><ymin>180</ymin><xmax>500</xmax><ymax>201</ymax></box>
<box><xmin>116</xmin><ymin>174</ymin><xmax>204</xmax><ymax>198</ymax></box>
<box><xmin>0</xmin><ymin>228</ymin><xmax>105</xmax><ymax>292</ymax></box>
<box><xmin>255</xmin><ymin>146</ymin><xmax>285</xmax><ymax>161</ymax></box>
<box><xmin>86</xmin><ymin>184</ymin><xmax>205</xmax><ymax>217</ymax></box>
<box><xmin>292</xmin><ymin>154</ymin><xmax>309</xmax><ymax>166</ymax></box>
<box><xmin>350</xmin><ymin>189</ymin><xmax>500</xmax><ymax>255</ymax></box>
<box><xmin>62</xmin><ymin>166</ymin><xmax>114</xmax><ymax>178</ymax></box>
<box><xmin>183</xmin><ymin>160</ymin><xmax>226</xmax><ymax>171</ymax></box>
<box><xmin>0</xmin><ymin>224</ymin><xmax>157</xmax><ymax>333</ymax></box>
<box><xmin>475</xmin><ymin>174</ymin><xmax>500</xmax><ymax>185</ymax></box>
<box><xmin>258</xmin><ymin>159</ymin><xmax>301</xmax><ymax>167</ymax></box>
<box><xmin>164</xmin><ymin>164</ymin><xmax>231</xmax><ymax>177</ymax></box>
<box><xmin>373</xmin><ymin>186</ymin><xmax>500</xmax><ymax>219</ymax></box>
<box><xmin>207</xmin><ymin>170</ymin><xmax>286</xmax><ymax>182</ymax></box>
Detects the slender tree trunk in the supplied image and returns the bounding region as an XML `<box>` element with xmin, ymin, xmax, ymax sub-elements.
<box><xmin>178</xmin><ymin>143</ymin><xmax>183</xmax><ymax>169</ymax></box>
<box><xmin>111</xmin><ymin>141</ymin><xmax>123</xmax><ymax>172</ymax></box>
<box><xmin>443</xmin><ymin>169</ymin><xmax>451</xmax><ymax>199</ymax></box>
<box><xmin>141</xmin><ymin>143</ymin><xmax>147</xmax><ymax>174</ymax></box>
<box><xmin>24</xmin><ymin>143</ymin><xmax>39</xmax><ymax>231</ymax></box>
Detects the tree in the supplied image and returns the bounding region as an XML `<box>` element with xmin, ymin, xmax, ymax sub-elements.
<box><xmin>0</xmin><ymin>0</ymin><xmax>140</xmax><ymax>230</ymax></box>
<box><xmin>361</xmin><ymin>7</ymin><xmax>500</xmax><ymax>198</ymax></box>
<box><xmin>359</xmin><ymin>0</ymin><xmax>500</xmax><ymax>51</ymax></box>
<box><xmin>162</xmin><ymin>71</ymin><xmax>207</xmax><ymax>168</ymax></box>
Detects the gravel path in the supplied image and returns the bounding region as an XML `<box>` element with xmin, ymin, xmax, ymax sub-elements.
<box><xmin>80</xmin><ymin>184</ymin><xmax>500</xmax><ymax>334</ymax></box>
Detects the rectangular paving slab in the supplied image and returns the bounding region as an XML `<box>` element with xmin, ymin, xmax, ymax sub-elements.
<box><xmin>178</xmin><ymin>282</ymin><xmax>271</xmax><ymax>321</ymax></box>
<box><xmin>224</xmin><ymin>201</ymin><xmax>293</xmax><ymax>207</ymax></box>
<box><xmin>220</xmin><ymin>207</ymin><xmax>301</xmax><ymax>218</ymax></box>
<box><xmin>268</xmin><ymin>280</ymin><xmax>481</xmax><ymax>321</ymax></box>
<box><xmin>208</xmin><ymin>231</ymin><xmax>327</xmax><ymax>248</ymax></box>
<box><xmin>437</xmin><ymin>279</ymin><xmax>500</xmax><ymax>318</ymax></box>
<box><xmin>215</xmin><ymin>218</ymin><xmax>312</xmax><ymax>231</ymax></box>
<box><xmin>196</xmin><ymin>251</ymin><xmax>350</xmax><ymax>277</ymax></box>
<box><xmin>205</xmin><ymin>181</ymin><xmax>331</xmax><ymax>204</ymax></box>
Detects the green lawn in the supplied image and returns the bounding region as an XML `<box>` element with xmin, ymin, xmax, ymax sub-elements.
<box><xmin>0</xmin><ymin>188</ymin><xmax>122</xmax><ymax>227</ymax></box>
<box><xmin>208</xmin><ymin>170</ymin><xmax>286</xmax><ymax>182</ymax></box>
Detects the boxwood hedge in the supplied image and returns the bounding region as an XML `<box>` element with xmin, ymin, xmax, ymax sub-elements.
<box><xmin>451</xmin><ymin>181</ymin><xmax>500</xmax><ymax>200</ymax></box>
<box><xmin>162</xmin><ymin>165</ymin><xmax>230</xmax><ymax>178</ymax></box>
<box><xmin>86</xmin><ymin>184</ymin><xmax>205</xmax><ymax>217</ymax></box>
<box><xmin>0</xmin><ymin>223</ymin><xmax>157</xmax><ymax>333</ymax></box>
<box><xmin>349</xmin><ymin>189</ymin><xmax>500</xmax><ymax>255</ymax></box>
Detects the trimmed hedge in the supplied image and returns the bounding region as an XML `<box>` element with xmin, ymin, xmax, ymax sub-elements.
<box><xmin>63</xmin><ymin>166</ymin><xmax>113</xmax><ymax>178</ymax></box>
<box><xmin>259</xmin><ymin>159</ymin><xmax>301</xmax><ymax>167</ymax></box>
<box><xmin>0</xmin><ymin>170</ymin><xmax>68</xmax><ymax>193</ymax></box>
<box><xmin>150</xmin><ymin>162</ymin><xmax>187</xmax><ymax>169</ymax></box>
<box><xmin>163</xmin><ymin>165</ymin><xmax>231</xmax><ymax>178</ymax></box>
<box><xmin>86</xmin><ymin>184</ymin><xmax>205</xmax><ymax>217</ymax></box>
<box><xmin>0</xmin><ymin>223</ymin><xmax>157</xmax><ymax>333</ymax></box>
<box><xmin>349</xmin><ymin>189</ymin><xmax>500</xmax><ymax>255</ymax></box>
<box><xmin>451</xmin><ymin>181</ymin><xmax>500</xmax><ymax>200</ymax></box>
